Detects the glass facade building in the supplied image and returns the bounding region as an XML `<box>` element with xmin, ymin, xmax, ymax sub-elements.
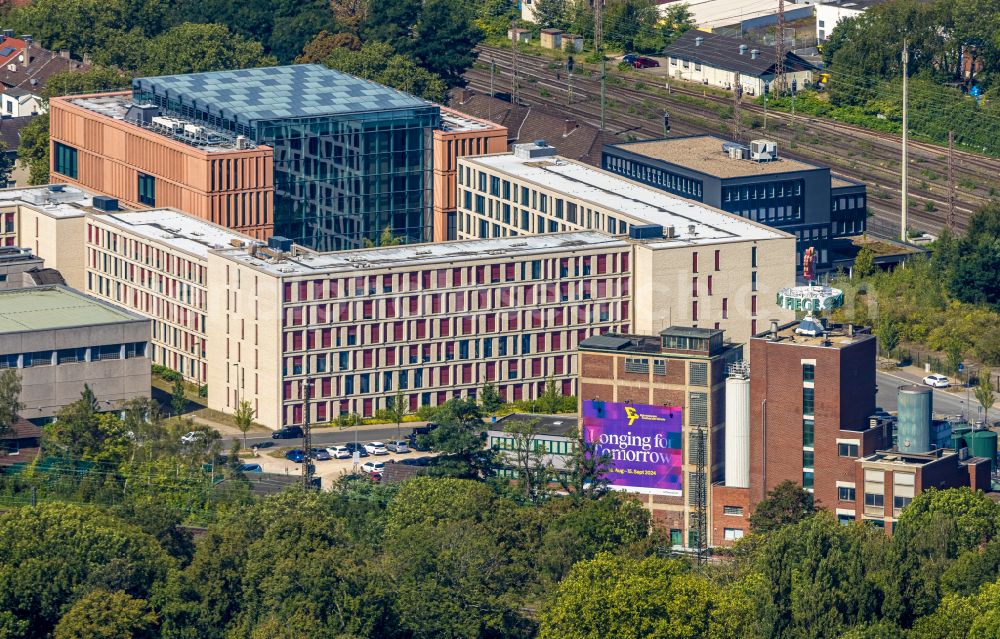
<box><xmin>133</xmin><ymin>65</ymin><xmax>439</xmax><ymax>250</ymax></box>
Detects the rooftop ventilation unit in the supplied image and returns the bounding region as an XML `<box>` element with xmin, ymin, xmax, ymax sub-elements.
<box><xmin>695</xmin><ymin>36</ymin><xmax>704</xmax><ymax>46</ymax></box>
<box><xmin>629</xmin><ymin>224</ymin><xmax>664</xmax><ymax>240</ymax></box>
<box><xmin>739</xmin><ymin>44</ymin><xmax>748</xmax><ymax>55</ymax></box>
<box><xmin>750</xmin><ymin>139</ymin><xmax>778</xmax><ymax>162</ymax></box>
<box><xmin>91</xmin><ymin>195</ymin><xmax>118</xmax><ymax>212</ymax></box>
<box><xmin>751</xmin><ymin>49</ymin><xmax>760</xmax><ymax>59</ymax></box>
<box><xmin>235</xmin><ymin>135</ymin><xmax>249</xmax><ymax>149</ymax></box>
<box><xmin>267</xmin><ymin>236</ymin><xmax>293</xmax><ymax>252</ymax></box>
<box><xmin>513</xmin><ymin>141</ymin><xmax>557</xmax><ymax>159</ymax></box>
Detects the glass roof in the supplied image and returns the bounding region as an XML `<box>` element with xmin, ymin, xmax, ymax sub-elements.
<box><xmin>132</xmin><ymin>64</ymin><xmax>433</xmax><ymax>125</ymax></box>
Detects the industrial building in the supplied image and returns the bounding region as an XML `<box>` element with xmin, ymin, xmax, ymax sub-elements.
<box><xmin>815</xmin><ymin>0</ymin><xmax>883</xmax><ymax>40</ymax></box>
<box><xmin>488</xmin><ymin>412</ymin><xmax>579</xmax><ymax>476</ymax></box>
<box><xmin>602</xmin><ymin>135</ymin><xmax>868</xmax><ymax>270</ymax></box>
<box><xmin>578</xmin><ymin>326</ymin><xmax>742</xmax><ymax>547</ymax></box>
<box><xmin>457</xmin><ymin>142</ymin><xmax>796</xmax><ymax>344</ymax></box>
<box><xmin>0</xmin><ymin>286</ymin><xmax>151</xmax><ymax>420</ymax></box>
<box><xmin>662</xmin><ymin>30</ymin><xmax>816</xmax><ymax>97</ymax></box>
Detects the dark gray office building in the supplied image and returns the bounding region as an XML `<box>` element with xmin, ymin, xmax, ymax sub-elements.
<box><xmin>133</xmin><ymin>65</ymin><xmax>440</xmax><ymax>250</ymax></box>
<box><xmin>602</xmin><ymin>135</ymin><xmax>867</xmax><ymax>270</ymax></box>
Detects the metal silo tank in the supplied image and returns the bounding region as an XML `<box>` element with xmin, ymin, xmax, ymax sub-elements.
<box><xmin>897</xmin><ymin>385</ymin><xmax>933</xmax><ymax>453</ymax></box>
<box><xmin>968</xmin><ymin>430</ymin><xmax>998</xmax><ymax>472</ymax></box>
<box><xmin>725</xmin><ymin>375</ymin><xmax>750</xmax><ymax>488</ymax></box>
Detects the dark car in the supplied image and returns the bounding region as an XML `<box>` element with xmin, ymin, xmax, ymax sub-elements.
<box><xmin>344</xmin><ymin>442</ymin><xmax>369</xmax><ymax>457</ymax></box>
<box><xmin>285</xmin><ymin>449</ymin><xmax>306</xmax><ymax>463</ymax></box>
<box><xmin>634</xmin><ymin>56</ymin><xmax>660</xmax><ymax>68</ymax></box>
<box><xmin>271</xmin><ymin>426</ymin><xmax>303</xmax><ymax>439</ymax></box>
<box><xmin>311</xmin><ymin>448</ymin><xmax>332</xmax><ymax>461</ymax></box>
<box><xmin>398</xmin><ymin>456</ymin><xmax>435</xmax><ymax>467</ymax></box>
<box><xmin>622</xmin><ymin>54</ymin><xmax>638</xmax><ymax>65</ymax></box>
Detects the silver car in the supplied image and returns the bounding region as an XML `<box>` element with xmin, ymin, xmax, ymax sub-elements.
<box><xmin>364</xmin><ymin>441</ymin><xmax>389</xmax><ymax>455</ymax></box>
<box><xmin>387</xmin><ymin>440</ymin><xmax>411</xmax><ymax>453</ymax></box>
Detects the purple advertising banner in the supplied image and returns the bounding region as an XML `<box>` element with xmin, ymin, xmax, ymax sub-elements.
<box><xmin>582</xmin><ymin>400</ymin><xmax>683</xmax><ymax>496</ymax></box>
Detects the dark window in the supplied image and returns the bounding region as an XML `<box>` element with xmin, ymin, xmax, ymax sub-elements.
<box><xmin>838</xmin><ymin>443</ymin><xmax>859</xmax><ymax>457</ymax></box>
<box><xmin>865</xmin><ymin>493</ymin><xmax>884</xmax><ymax>507</ymax></box>
<box><xmin>893</xmin><ymin>496</ymin><xmax>912</xmax><ymax>509</ymax></box>
<box><xmin>803</xmin><ymin>363</ymin><xmax>815</xmax><ymax>381</ymax></box>
<box><xmin>803</xmin><ymin>450</ymin><xmax>814</xmax><ymax>468</ymax></box>
<box><xmin>124</xmin><ymin>342</ymin><xmax>146</xmax><ymax>359</ymax></box>
<box><xmin>54</xmin><ymin>142</ymin><xmax>78</xmax><ymax>178</ymax></box>
<box><xmin>839</xmin><ymin>487</ymin><xmax>856</xmax><ymax>501</ymax></box>
<box><xmin>802</xmin><ymin>471</ymin><xmax>814</xmax><ymax>489</ymax></box>
<box><xmin>803</xmin><ymin>387</ymin><xmax>814</xmax><ymax>415</ymax></box>
<box><xmin>138</xmin><ymin>173</ymin><xmax>156</xmax><ymax>206</ymax></box>
<box><xmin>803</xmin><ymin>419</ymin><xmax>814</xmax><ymax>446</ymax></box>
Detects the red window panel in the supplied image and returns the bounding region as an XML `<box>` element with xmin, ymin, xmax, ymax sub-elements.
<box><xmin>486</xmin><ymin>314</ymin><xmax>496</xmax><ymax>332</ymax></box>
<box><xmin>306</xmin><ymin>331</ymin><xmax>315</xmax><ymax>350</ymax></box>
<box><xmin>714</xmin><ymin>249</ymin><xmax>721</xmax><ymax>271</ymax></box>
<box><xmin>409</xmin><ymin>272</ymin><xmax>418</xmax><ymax>289</ymax></box>
<box><xmin>621</xmin><ymin>252</ymin><xmax>630</xmax><ymax>272</ymax></box>
<box><xmin>328</xmin><ymin>279</ymin><xmax>338</xmax><ymax>297</ymax></box>
<box><xmin>363</xmin><ymin>300</ymin><xmax>373</xmax><ymax>319</ymax></box>
<box><xmin>477</xmin><ymin>289</ymin><xmax>488</xmax><ymax>309</ymax></box>
<box><xmin>441</xmin><ymin>367</ymin><xmax>450</xmax><ymax>385</ymax></box>
<box><xmin>363</xmin><ymin>350</ymin><xmax>373</xmax><ymax>368</ymax></box>
<box><xmin>363</xmin><ymin>399</ymin><xmax>373</xmax><ymax>418</ymax></box>
<box><xmin>507</xmin><ymin>312</ymin><xmax>518</xmax><ymax>331</ymax></box>
<box><xmin>722</xmin><ymin>298</ymin><xmax>728</xmax><ymax>319</ymax></box>
<box><xmin>597</xmin><ymin>280</ymin><xmax>607</xmax><ymax>298</ymax></box>
<box><xmin>559</xmin><ymin>282</ymin><xmax>568</xmax><ymax>301</ymax></box>
<box><xmin>394</xmin><ymin>323</ymin><xmax>404</xmax><ymax>340</ymax></box>
<box><xmin>513</xmin><ymin>384</ymin><xmax>523</xmax><ymax>401</ymax></box>
<box><xmin>562</xmin><ymin>379</ymin><xmax>573</xmax><ymax>396</ymax></box>
<box><xmin>313</xmin><ymin>280</ymin><xmax>324</xmax><ymax>299</ymax></box>
<box><xmin>422</xmin><ymin>270</ymin><xmax>431</xmax><ymax>288</ymax></box>
<box><xmin>298</xmin><ymin>281</ymin><xmax>308</xmax><ymax>300</ymax></box>
<box><xmin>317</xmin><ymin>402</ymin><xmax>327</xmax><ymax>422</ymax></box>
<box><xmin>452</xmin><ymin>267</ymin><xmax>462</xmax><ymax>285</ymax></box>
<box><xmin>552</xmin><ymin>332</ymin><xmax>562</xmax><ymax>350</ymax></box>
<box><xmin>577</xmin><ymin>306</ymin><xmax>587</xmax><ymax>323</ymax></box>
<box><xmin>431</xmin><ymin>294</ymin><xmax>441</xmax><ymax>313</ymax></box>
<box><xmin>554</xmin><ymin>308</ymin><xmax>564</xmax><ymax>326</ymax></box>
<box><xmin>505</xmin><ymin>263</ymin><xmax>515</xmax><ymax>280</ymax></box>
<box><xmin>531</xmin><ymin>359</ymin><xmax>542</xmax><ymax>377</ymax></box>
<box><xmin>597</xmin><ymin>254</ymin><xmax>607</xmax><ymax>274</ymax></box>
<box><xmin>752</xmin><ymin>319</ymin><xmax>757</xmax><ymax>335</ymax></box>
<box><xmin>531</xmin><ymin>310</ymin><xmax>542</xmax><ymax>329</ymax></box>
<box><xmin>386</xmin><ymin>349</ymin><xmax>396</xmax><ymax>366</ymax></box>
<box><xmin>339</xmin><ymin>303</ymin><xmax>349</xmax><ymax>321</ymax></box>
<box><xmin>707</xmin><ymin>275</ymin><xmax>713</xmax><ymax>296</ymax></box>
<box><xmin>292</xmin><ymin>331</ymin><xmax>303</xmax><ymax>351</ymax></box>
<box><xmin>321</xmin><ymin>378</ymin><xmax>332</xmax><ymax>397</ymax></box>
<box><xmin>462</xmin><ymin>316</ymin><xmax>473</xmax><ymax>334</ymax></box>
<box><xmin>692</xmin><ymin>300</ymin><xmax>699</xmax><ymax>321</ymax></box>
<box><xmin>353</xmin><ymin>277</ymin><xmax>364</xmax><ymax>295</ymax></box>
<box><xmin>437</xmin><ymin>270</ymin><xmax>447</xmax><ymax>287</ymax></box>
<box><xmin>546</xmin><ymin>284</ymin><xmax>556</xmax><ymax>303</ymax></box>
<box><xmin>283</xmin><ymin>282</ymin><xmax>293</xmax><ymax>302</ymax></box>
<box><xmin>622</xmin><ymin>300</ymin><xmax>630</xmax><ymax>320</ymax></box>
<box><xmin>382</xmin><ymin>274</ymin><xmax>393</xmax><ymax>291</ymax></box>
<box><xmin>486</xmin><ymin>361</ymin><xmax>496</xmax><ymax>381</ymax></box>
<box><xmin>751</xmin><ymin>295</ymin><xmax>757</xmax><ymax>316</ymax></box>
<box><xmin>385</xmin><ymin>298</ymin><xmax>396</xmax><ymax>318</ymax></box>
<box><xmin>409</xmin><ymin>296</ymin><xmax>419</xmax><ymax>313</ymax></box>
<box><xmin>416</xmin><ymin>319</ymin><xmax>427</xmax><ymax>340</ymax></box>
<box><xmin>692</xmin><ymin>277</ymin><xmax>698</xmax><ymax>297</ymax></box>
<box><xmin>454</xmin><ymin>293</ymin><xmax>466</xmax><ymax>312</ymax></box>
<box><xmin>475</xmin><ymin>265</ymin><xmax>485</xmax><ymax>284</ymax></box>
<box><xmin>283</xmin><ymin>382</ymin><xmax>293</xmax><ymax>400</ymax></box>
<box><xmin>439</xmin><ymin>318</ymin><xmax>450</xmax><ymax>336</ymax></box>
<box><xmin>536</xmin><ymin>334</ymin><xmax>546</xmax><ymax>351</ymax></box>
<box><xmin>554</xmin><ymin>357</ymin><xmax>564</xmax><ymax>374</ymax></box>
<box><xmin>317</xmin><ymin>304</ymin><xmax>327</xmax><ymax>323</ymax></box>
<box><xmin>499</xmin><ymin>287</ymin><xmax>511</xmax><ymax>308</ymax></box>
<box><xmin>490</xmin><ymin>264</ymin><xmax>501</xmax><ymax>283</ymax></box>
<box><xmin>692</xmin><ymin>252</ymin><xmax>699</xmax><ymax>273</ymax></box>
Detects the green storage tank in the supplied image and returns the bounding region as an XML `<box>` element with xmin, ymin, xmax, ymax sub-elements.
<box><xmin>951</xmin><ymin>427</ymin><xmax>972</xmax><ymax>451</ymax></box>
<box><xmin>968</xmin><ymin>430</ymin><xmax>998</xmax><ymax>472</ymax></box>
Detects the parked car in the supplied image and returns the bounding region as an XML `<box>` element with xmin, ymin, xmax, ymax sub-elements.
<box><xmin>311</xmin><ymin>448</ymin><xmax>331</xmax><ymax>461</ymax></box>
<box><xmin>361</xmin><ymin>461</ymin><xmax>386</xmax><ymax>474</ymax></box>
<box><xmin>370</xmin><ymin>472</ymin><xmax>383</xmax><ymax>483</ymax></box>
<box><xmin>622</xmin><ymin>54</ymin><xmax>638</xmax><ymax>65</ymax></box>
<box><xmin>386</xmin><ymin>440</ymin><xmax>411</xmax><ymax>453</ymax></box>
<box><xmin>633</xmin><ymin>56</ymin><xmax>660</xmax><ymax>69</ymax></box>
<box><xmin>923</xmin><ymin>374</ymin><xmax>950</xmax><ymax>388</ymax></box>
<box><xmin>238</xmin><ymin>463</ymin><xmax>263</xmax><ymax>473</ymax></box>
<box><xmin>344</xmin><ymin>442</ymin><xmax>369</xmax><ymax>457</ymax></box>
<box><xmin>364</xmin><ymin>441</ymin><xmax>389</xmax><ymax>455</ymax></box>
<box><xmin>285</xmin><ymin>449</ymin><xmax>306</xmax><ymax>463</ymax></box>
<box><xmin>398</xmin><ymin>456</ymin><xmax>434</xmax><ymax>467</ymax></box>
<box><xmin>180</xmin><ymin>431</ymin><xmax>205</xmax><ymax>445</ymax></box>
<box><xmin>326</xmin><ymin>445</ymin><xmax>351</xmax><ymax>459</ymax></box>
<box><xmin>271</xmin><ymin>425</ymin><xmax>303</xmax><ymax>439</ymax></box>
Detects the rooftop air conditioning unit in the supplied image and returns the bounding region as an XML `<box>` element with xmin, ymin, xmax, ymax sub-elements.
<box><xmin>184</xmin><ymin>123</ymin><xmax>205</xmax><ymax>138</ymax></box>
<box><xmin>750</xmin><ymin>139</ymin><xmax>778</xmax><ymax>162</ymax></box>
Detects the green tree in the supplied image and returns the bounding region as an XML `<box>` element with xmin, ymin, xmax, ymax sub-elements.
<box><xmin>975</xmin><ymin>368</ymin><xmax>995</xmax><ymax>424</ymax></box>
<box><xmin>295</xmin><ymin>30</ymin><xmax>362</xmax><ymax>63</ymax></box>
<box><xmin>43</xmin><ymin>385</ymin><xmax>117</xmax><ymax>460</ymax></box>
<box><xmin>940</xmin><ymin>540</ymin><xmax>1000</xmax><ymax>597</ymax></box>
<box><xmin>409</xmin><ymin>0</ymin><xmax>483</xmax><ymax>85</ymax></box>
<box><xmin>504</xmin><ymin>418</ymin><xmax>554</xmax><ymax>500</ymax></box>
<box><xmin>112</xmin><ymin>497</ymin><xmax>195</xmax><ymax>565</ymax></box>
<box><xmin>603</xmin><ymin>0</ymin><xmax>661</xmax><ymax>53</ymax></box>
<box><xmin>138</xmin><ymin>23</ymin><xmax>277</xmax><ymax>76</ymax></box>
<box><xmin>53</xmin><ymin>589</ymin><xmax>158</xmax><ymax>639</ymax></box>
<box><xmin>234</xmin><ymin>400</ymin><xmax>256</xmax><ymax>450</ymax></box>
<box><xmin>878</xmin><ymin>320</ymin><xmax>901</xmax><ymax>357</ymax></box>
<box><xmin>386</xmin><ymin>390</ymin><xmax>409</xmax><ymax>440</ymax></box>
<box><xmin>538</xmin><ymin>376</ymin><xmax>562</xmax><ymax>413</ymax></box>
<box><xmin>854</xmin><ymin>246</ymin><xmax>876</xmax><ymax>278</ymax></box>
<box><xmin>539</xmin><ymin>553</ymin><xmax>718</xmax><ymax>639</ymax></box>
<box><xmin>0</xmin><ymin>369</ymin><xmax>23</xmax><ymax>441</ymax></box>
<box><xmin>0</xmin><ymin>504</ymin><xmax>171</xmax><ymax>637</ymax></box>
<box><xmin>361</xmin><ymin>0</ymin><xmax>421</xmax><ymax>44</ymax></box>
<box><xmin>660</xmin><ymin>3</ymin><xmax>695</xmax><ymax>45</ymax></box>
<box><xmin>171</xmin><ymin>379</ymin><xmax>187</xmax><ymax>418</ymax></box>
<box><xmin>559</xmin><ymin>429</ymin><xmax>613</xmax><ymax>502</ymax></box>
<box><xmin>121</xmin><ymin>396</ymin><xmax>166</xmax><ymax>462</ymax></box>
<box><xmin>479</xmin><ymin>381</ymin><xmax>504</xmax><ymax>418</ymax></box>
<box><xmin>532</xmin><ymin>0</ymin><xmax>569</xmax><ymax>29</ymax></box>
<box><xmin>316</xmin><ymin>40</ymin><xmax>448</xmax><ymax>102</ymax></box>
<box><xmin>748</xmin><ymin>480</ymin><xmax>816</xmax><ymax>534</ymax></box>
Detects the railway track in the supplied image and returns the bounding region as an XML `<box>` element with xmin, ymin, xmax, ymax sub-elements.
<box><xmin>470</xmin><ymin>45</ymin><xmax>1000</xmax><ymax>235</ymax></box>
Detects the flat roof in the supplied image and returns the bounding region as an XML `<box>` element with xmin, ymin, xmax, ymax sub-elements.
<box><xmin>67</xmin><ymin>94</ymin><xmax>253</xmax><ymax>153</ymax></box>
<box><xmin>754</xmin><ymin>320</ymin><xmax>874</xmax><ymax>350</ymax></box>
<box><xmin>0</xmin><ymin>184</ymin><xmax>102</xmax><ymax>218</ymax></box>
<box><xmin>0</xmin><ymin>286</ymin><xmax>143</xmax><ymax>334</ymax></box>
<box><xmin>133</xmin><ymin>65</ymin><xmax>433</xmax><ymax>126</ymax></box>
<box><xmin>94</xmin><ymin>210</ymin><xmax>255</xmax><ymax>260</ymax></box>
<box><xmin>464</xmin><ymin>154</ymin><xmax>788</xmax><ymax>245</ymax></box>
<box><xmin>216</xmin><ymin>232</ymin><xmax>628</xmax><ymax>277</ymax></box>
<box><xmin>439</xmin><ymin>106</ymin><xmax>503</xmax><ymax>133</ymax></box>
<box><xmin>611</xmin><ymin>136</ymin><xmax>820</xmax><ymax>178</ymax></box>
<box><xmin>492</xmin><ymin>413</ymin><xmax>578</xmax><ymax>438</ymax></box>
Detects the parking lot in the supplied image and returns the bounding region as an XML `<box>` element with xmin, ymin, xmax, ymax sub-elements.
<box><xmin>248</xmin><ymin>443</ymin><xmax>436</xmax><ymax>490</ymax></box>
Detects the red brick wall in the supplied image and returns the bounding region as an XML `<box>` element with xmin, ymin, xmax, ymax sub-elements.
<box><xmin>712</xmin><ymin>484</ymin><xmax>750</xmax><ymax>546</ymax></box>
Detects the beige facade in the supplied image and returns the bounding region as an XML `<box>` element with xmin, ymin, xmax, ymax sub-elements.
<box><xmin>457</xmin><ymin>149</ymin><xmax>795</xmax><ymax>344</ymax></box>
<box><xmin>206</xmin><ymin>233</ymin><xmax>633</xmax><ymax>429</ymax></box>
<box><xmin>84</xmin><ymin>210</ymin><xmax>254</xmax><ymax>383</ymax></box>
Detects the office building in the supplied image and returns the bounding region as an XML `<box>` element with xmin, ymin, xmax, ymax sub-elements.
<box><xmin>603</xmin><ymin>135</ymin><xmax>868</xmax><ymax>270</ymax></box>
<box><xmin>0</xmin><ymin>246</ymin><xmax>43</xmax><ymax>288</ymax></box>
<box><xmin>206</xmin><ymin>232</ymin><xmax>633</xmax><ymax>428</ymax></box>
<box><xmin>578</xmin><ymin>327</ymin><xmax>741</xmax><ymax>547</ymax></box>
<box><xmin>489</xmin><ymin>412</ymin><xmax>578</xmax><ymax>476</ymax></box>
<box><xmin>131</xmin><ymin>65</ymin><xmax>440</xmax><ymax>250</ymax></box>
<box><xmin>0</xmin><ymin>286</ymin><xmax>150</xmax><ymax>419</ymax></box>
<box><xmin>457</xmin><ymin>143</ymin><xmax>796</xmax><ymax>344</ymax></box>
<box><xmin>85</xmin><ymin>209</ymin><xmax>254</xmax><ymax>384</ymax></box>
<box><xmin>49</xmin><ymin>92</ymin><xmax>275</xmax><ymax>239</ymax></box>
<box><xmin>432</xmin><ymin>108</ymin><xmax>507</xmax><ymax>242</ymax></box>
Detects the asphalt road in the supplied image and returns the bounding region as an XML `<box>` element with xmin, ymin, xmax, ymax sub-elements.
<box><xmin>876</xmin><ymin>370</ymin><xmax>985</xmax><ymax>422</ymax></box>
<box><xmin>224</xmin><ymin>425</ymin><xmax>417</xmax><ymax>450</ymax></box>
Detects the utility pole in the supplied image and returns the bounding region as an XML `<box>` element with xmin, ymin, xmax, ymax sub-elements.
<box><xmin>733</xmin><ymin>72</ymin><xmax>742</xmax><ymax>141</ymax></box>
<box><xmin>510</xmin><ymin>20</ymin><xmax>519</xmax><ymax>106</ymax></box>
<box><xmin>694</xmin><ymin>426</ymin><xmax>708</xmax><ymax>565</ymax></box>
<box><xmin>600</xmin><ymin>57</ymin><xmax>607</xmax><ymax>131</ymax></box>
<box><xmin>774</xmin><ymin>0</ymin><xmax>786</xmax><ymax>96</ymax></box>
<box><xmin>301</xmin><ymin>376</ymin><xmax>314</xmax><ymax>489</ymax></box>
<box><xmin>948</xmin><ymin>129</ymin><xmax>956</xmax><ymax>231</ymax></box>
<box><xmin>763</xmin><ymin>93</ymin><xmax>768</xmax><ymax>131</ymax></box>
<box><xmin>594</xmin><ymin>0</ymin><xmax>603</xmax><ymax>53</ymax></box>
<box><xmin>567</xmin><ymin>55</ymin><xmax>574</xmax><ymax>106</ymax></box>
<box><xmin>901</xmin><ymin>39</ymin><xmax>909</xmax><ymax>242</ymax></box>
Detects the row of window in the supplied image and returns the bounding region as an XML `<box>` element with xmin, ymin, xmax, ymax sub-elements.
<box><xmin>490</xmin><ymin>436</ymin><xmax>577</xmax><ymax>455</ymax></box>
<box><xmin>603</xmin><ymin>156</ymin><xmax>705</xmax><ymax>200</ymax></box>
<box><xmin>0</xmin><ymin>342</ymin><xmax>147</xmax><ymax>368</ymax></box>
<box><xmin>87</xmin><ymin>223</ymin><xmax>209</xmax><ymax>285</ymax></box>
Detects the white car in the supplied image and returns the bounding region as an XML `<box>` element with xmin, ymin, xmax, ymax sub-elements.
<box><xmin>180</xmin><ymin>431</ymin><xmax>205</xmax><ymax>445</ymax></box>
<box><xmin>326</xmin><ymin>445</ymin><xmax>351</xmax><ymax>459</ymax></box>
<box><xmin>923</xmin><ymin>374</ymin><xmax>950</xmax><ymax>388</ymax></box>
<box><xmin>361</xmin><ymin>461</ymin><xmax>386</xmax><ymax>474</ymax></box>
<box><xmin>364</xmin><ymin>441</ymin><xmax>389</xmax><ymax>455</ymax></box>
